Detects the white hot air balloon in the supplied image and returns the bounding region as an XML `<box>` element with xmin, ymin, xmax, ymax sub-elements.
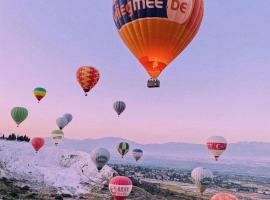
<box><xmin>191</xmin><ymin>167</ymin><xmax>213</xmax><ymax>194</ymax></box>
<box><xmin>207</xmin><ymin>136</ymin><xmax>227</xmax><ymax>161</ymax></box>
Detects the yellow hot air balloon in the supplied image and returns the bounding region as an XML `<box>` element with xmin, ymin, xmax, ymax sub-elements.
<box><xmin>113</xmin><ymin>0</ymin><xmax>204</xmax><ymax>87</ymax></box>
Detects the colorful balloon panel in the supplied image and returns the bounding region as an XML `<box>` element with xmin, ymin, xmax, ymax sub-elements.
<box><xmin>113</xmin><ymin>0</ymin><xmax>204</xmax><ymax>78</ymax></box>
<box><xmin>76</xmin><ymin>66</ymin><xmax>100</xmax><ymax>96</ymax></box>
<box><xmin>33</xmin><ymin>87</ymin><xmax>46</xmax><ymax>102</ymax></box>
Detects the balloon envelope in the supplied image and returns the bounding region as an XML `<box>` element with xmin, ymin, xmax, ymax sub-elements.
<box><xmin>109</xmin><ymin>176</ymin><xmax>132</xmax><ymax>200</ymax></box>
<box><xmin>207</xmin><ymin>136</ymin><xmax>227</xmax><ymax>161</ymax></box>
<box><xmin>31</xmin><ymin>137</ymin><xmax>45</xmax><ymax>152</ymax></box>
<box><xmin>211</xmin><ymin>193</ymin><xmax>238</xmax><ymax>200</ymax></box>
<box><xmin>117</xmin><ymin>142</ymin><xmax>129</xmax><ymax>158</ymax></box>
<box><xmin>63</xmin><ymin>113</ymin><xmax>73</xmax><ymax>123</ymax></box>
<box><xmin>56</xmin><ymin>117</ymin><xmax>68</xmax><ymax>130</ymax></box>
<box><xmin>76</xmin><ymin>66</ymin><xmax>100</xmax><ymax>96</ymax></box>
<box><xmin>91</xmin><ymin>148</ymin><xmax>110</xmax><ymax>171</ymax></box>
<box><xmin>113</xmin><ymin>0</ymin><xmax>204</xmax><ymax>85</ymax></box>
<box><xmin>132</xmin><ymin>149</ymin><xmax>143</xmax><ymax>161</ymax></box>
<box><xmin>11</xmin><ymin>107</ymin><xmax>28</xmax><ymax>127</ymax></box>
<box><xmin>191</xmin><ymin>167</ymin><xmax>213</xmax><ymax>194</ymax></box>
<box><xmin>33</xmin><ymin>87</ymin><xmax>46</xmax><ymax>102</ymax></box>
<box><xmin>113</xmin><ymin>101</ymin><xmax>126</xmax><ymax>116</ymax></box>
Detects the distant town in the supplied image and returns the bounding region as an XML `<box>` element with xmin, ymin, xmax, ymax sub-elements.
<box><xmin>110</xmin><ymin>164</ymin><xmax>270</xmax><ymax>199</ymax></box>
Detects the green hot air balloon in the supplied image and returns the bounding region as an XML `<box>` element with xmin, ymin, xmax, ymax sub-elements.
<box><xmin>91</xmin><ymin>148</ymin><xmax>110</xmax><ymax>172</ymax></box>
<box><xmin>11</xmin><ymin>107</ymin><xmax>28</xmax><ymax>127</ymax></box>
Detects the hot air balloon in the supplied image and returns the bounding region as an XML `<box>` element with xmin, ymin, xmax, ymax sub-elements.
<box><xmin>56</xmin><ymin>117</ymin><xmax>68</xmax><ymax>130</ymax></box>
<box><xmin>76</xmin><ymin>66</ymin><xmax>100</xmax><ymax>96</ymax></box>
<box><xmin>33</xmin><ymin>87</ymin><xmax>46</xmax><ymax>103</ymax></box>
<box><xmin>11</xmin><ymin>107</ymin><xmax>28</xmax><ymax>127</ymax></box>
<box><xmin>63</xmin><ymin>113</ymin><xmax>73</xmax><ymax>123</ymax></box>
<box><xmin>191</xmin><ymin>167</ymin><xmax>213</xmax><ymax>194</ymax></box>
<box><xmin>51</xmin><ymin>130</ymin><xmax>64</xmax><ymax>146</ymax></box>
<box><xmin>109</xmin><ymin>176</ymin><xmax>132</xmax><ymax>200</ymax></box>
<box><xmin>113</xmin><ymin>101</ymin><xmax>126</xmax><ymax>116</ymax></box>
<box><xmin>211</xmin><ymin>193</ymin><xmax>238</xmax><ymax>200</ymax></box>
<box><xmin>113</xmin><ymin>0</ymin><xmax>204</xmax><ymax>87</ymax></box>
<box><xmin>132</xmin><ymin>149</ymin><xmax>143</xmax><ymax>162</ymax></box>
<box><xmin>31</xmin><ymin>137</ymin><xmax>45</xmax><ymax>153</ymax></box>
<box><xmin>117</xmin><ymin>142</ymin><xmax>129</xmax><ymax>158</ymax></box>
<box><xmin>207</xmin><ymin>136</ymin><xmax>227</xmax><ymax>161</ymax></box>
<box><xmin>91</xmin><ymin>148</ymin><xmax>110</xmax><ymax>172</ymax></box>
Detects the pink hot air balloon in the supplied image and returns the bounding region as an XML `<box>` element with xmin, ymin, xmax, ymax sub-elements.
<box><xmin>109</xmin><ymin>176</ymin><xmax>132</xmax><ymax>200</ymax></box>
<box><xmin>207</xmin><ymin>136</ymin><xmax>227</xmax><ymax>161</ymax></box>
<box><xmin>31</xmin><ymin>137</ymin><xmax>45</xmax><ymax>153</ymax></box>
<box><xmin>211</xmin><ymin>193</ymin><xmax>238</xmax><ymax>200</ymax></box>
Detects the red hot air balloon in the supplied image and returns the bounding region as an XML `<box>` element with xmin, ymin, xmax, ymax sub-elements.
<box><xmin>76</xmin><ymin>66</ymin><xmax>100</xmax><ymax>96</ymax></box>
<box><xmin>109</xmin><ymin>176</ymin><xmax>132</xmax><ymax>200</ymax></box>
<box><xmin>207</xmin><ymin>136</ymin><xmax>227</xmax><ymax>161</ymax></box>
<box><xmin>31</xmin><ymin>137</ymin><xmax>45</xmax><ymax>153</ymax></box>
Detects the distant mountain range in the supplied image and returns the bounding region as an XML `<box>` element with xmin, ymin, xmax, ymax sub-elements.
<box><xmin>45</xmin><ymin>137</ymin><xmax>270</xmax><ymax>177</ymax></box>
<box><xmin>45</xmin><ymin>137</ymin><xmax>270</xmax><ymax>160</ymax></box>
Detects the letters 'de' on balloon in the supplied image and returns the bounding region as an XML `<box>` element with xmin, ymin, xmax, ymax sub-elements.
<box><xmin>113</xmin><ymin>0</ymin><xmax>204</xmax><ymax>87</ymax></box>
<box><xmin>76</xmin><ymin>66</ymin><xmax>100</xmax><ymax>96</ymax></box>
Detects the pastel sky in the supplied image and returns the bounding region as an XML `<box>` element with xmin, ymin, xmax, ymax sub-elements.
<box><xmin>0</xmin><ymin>1</ymin><xmax>270</xmax><ymax>144</ymax></box>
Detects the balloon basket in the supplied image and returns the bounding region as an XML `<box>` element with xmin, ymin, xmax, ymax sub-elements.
<box><xmin>147</xmin><ymin>78</ymin><xmax>160</xmax><ymax>88</ymax></box>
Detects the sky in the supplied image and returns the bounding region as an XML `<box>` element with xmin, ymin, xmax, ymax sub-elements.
<box><xmin>0</xmin><ymin>0</ymin><xmax>270</xmax><ymax>144</ymax></box>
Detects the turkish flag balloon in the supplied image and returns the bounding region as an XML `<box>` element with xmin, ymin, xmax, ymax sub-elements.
<box><xmin>76</xmin><ymin>66</ymin><xmax>100</xmax><ymax>96</ymax></box>
<box><xmin>207</xmin><ymin>136</ymin><xmax>227</xmax><ymax>161</ymax></box>
<box><xmin>113</xmin><ymin>0</ymin><xmax>204</xmax><ymax>87</ymax></box>
<box><xmin>109</xmin><ymin>176</ymin><xmax>132</xmax><ymax>200</ymax></box>
<box><xmin>31</xmin><ymin>137</ymin><xmax>45</xmax><ymax>153</ymax></box>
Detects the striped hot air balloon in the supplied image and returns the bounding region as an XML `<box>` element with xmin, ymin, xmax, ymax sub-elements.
<box><xmin>211</xmin><ymin>193</ymin><xmax>238</xmax><ymax>200</ymax></box>
<box><xmin>117</xmin><ymin>142</ymin><xmax>129</xmax><ymax>158</ymax></box>
<box><xmin>113</xmin><ymin>0</ymin><xmax>204</xmax><ymax>87</ymax></box>
<box><xmin>11</xmin><ymin>107</ymin><xmax>28</xmax><ymax>127</ymax></box>
<box><xmin>76</xmin><ymin>66</ymin><xmax>100</xmax><ymax>96</ymax></box>
<box><xmin>109</xmin><ymin>176</ymin><xmax>132</xmax><ymax>200</ymax></box>
<box><xmin>33</xmin><ymin>87</ymin><xmax>46</xmax><ymax>103</ymax></box>
<box><xmin>113</xmin><ymin>101</ymin><xmax>126</xmax><ymax>116</ymax></box>
<box><xmin>207</xmin><ymin>136</ymin><xmax>227</xmax><ymax>161</ymax></box>
<box><xmin>191</xmin><ymin>167</ymin><xmax>213</xmax><ymax>194</ymax></box>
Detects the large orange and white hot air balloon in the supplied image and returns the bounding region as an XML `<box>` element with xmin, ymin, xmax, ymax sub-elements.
<box><xmin>109</xmin><ymin>176</ymin><xmax>132</xmax><ymax>200</ymax></box>
<box><xmin>211</xmin><ymin>193</ymin><xmax>238</xmax><ymax>200</ymax></box>
<box><xmin>76</xmin><ymin>66</ymin><xmax>100</xmax><ymax>96</ymax></box>
<box><xmin>207</xmin><ymin>136</ymin><xmax>227</xmax><ymax>161</ymax></box>
<box><xmin>113</xmin><ymin>0</ymin><xmax>204</xmax><ymax>87</ymax></box>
